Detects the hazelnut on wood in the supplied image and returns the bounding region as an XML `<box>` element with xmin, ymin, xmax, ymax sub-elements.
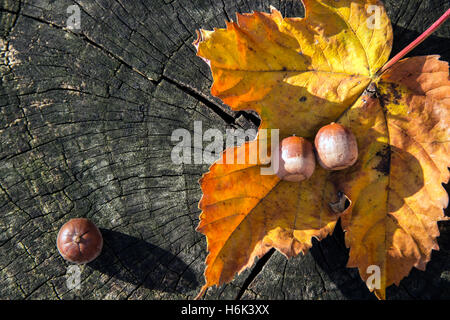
<box><xmin>57</xmin><ymin>218</ymin><xmax>103</xmax><ymax>264</ymax></box>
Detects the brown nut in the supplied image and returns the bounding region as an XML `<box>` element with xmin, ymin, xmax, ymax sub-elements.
<box><xmin>275</xmin><ymin>136</ymin><xmax>315</xmax><ymax>182</ymax></box>
<box><xmin>57</xmin><ymin>218</ymin><xmax>103</xmax><ymax>264</ymax></box>
<box><xmin>314</xmin><ymin>122</ymin><xmax>358</xmax><ymax>170</ymax></box>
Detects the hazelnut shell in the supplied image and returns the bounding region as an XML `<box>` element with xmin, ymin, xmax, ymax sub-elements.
<box><xmin>314</xmin><ymin>123</ymin><xmax>358</xmax><ymax>170</ymax></box>
<box><xmin>57</xmin><ymin>218</ymin><xmax>103</xmax><ymax>264</ymax></box>
<box><xmin>276</xmin><ymin>136</ymin><xmax>315</xmax><ymax>182</ymax></box>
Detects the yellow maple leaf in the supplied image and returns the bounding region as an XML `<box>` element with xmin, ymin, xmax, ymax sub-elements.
<box><xmin>194</xmin><ymin>0</ymin><xmax>450</xmax><ymax>299</ymax></box>
<box><xmin>333</xmin><ymin>56</ymin><xmax>450</xmax><ymax>299</ymax></box>
<box><xmin>195</xmin><ymin>0</ymin><xmax>392</xmax><ymax>138</ymax></box>
<box><xmin>196</xmin><ymin>137</ymin><xmax>338</xmax><ymax>298</ymax></box>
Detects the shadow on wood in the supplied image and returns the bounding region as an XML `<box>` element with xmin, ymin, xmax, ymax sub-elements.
<box><xmin>310</xmin><ymin>221</ymin><xmax>377</xmax><ymax>300</ymax></box>
<box><xmin>89</xmin><ymin>229</ymin><xmax>198</xmax><ymax>294</ymax></box>
<box><xmin>311</xmin><ymin>213</ymin><xmax>450</xmax><ymax>300</ymax></box>
<box><xmin>391</xmin><ymin>25</ymin><xmax>450</xmax><ymax>63</ymax></box>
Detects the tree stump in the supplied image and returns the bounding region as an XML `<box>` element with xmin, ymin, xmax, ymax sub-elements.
<box><xmin>0</xmin><ymin>0</ymin><xmax>449</xmax><ymax>300</ymax></box>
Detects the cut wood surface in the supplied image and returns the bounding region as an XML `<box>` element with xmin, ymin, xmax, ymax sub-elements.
<box><xmin>0</xmin><ymin>0</ymin><xmax>449</xmax><ymax>299</ymax></box>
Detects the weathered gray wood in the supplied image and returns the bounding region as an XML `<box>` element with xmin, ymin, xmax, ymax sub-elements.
<box><xmin>0</xmin><ymin>0</ymin><xmax>448</xmax><ymax>300</ymax></box>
